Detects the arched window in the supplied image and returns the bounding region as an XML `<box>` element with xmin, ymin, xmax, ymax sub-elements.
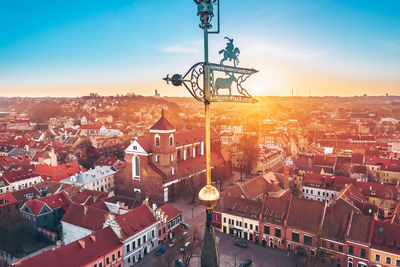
<box><xmin>170</xmin><ymin>154</ymin><xmax>174</xmax><ymax>162</ymax></box>
<box><xmin>169</xmin><ymin>134</ymin><xmax>174</xmax><ymax>146</ymax></box>
<box><xmin>155</xmin><ymin>155</ymin><xmax>159</xmax><ymax>163</ymax></box>
<box><xmin>155</xmin><ymin>134</ymin><xmax>160</xmax><ymax>147</ymax></box>
<box><xmin>171</xmin><ymin>167</ymin><xmax>174</xmax><ymax>176</ymax></box>
<box><xmin>133</xmin><ymin>155</ymin><xmax>140</xmax><ymax>178</ymax></box>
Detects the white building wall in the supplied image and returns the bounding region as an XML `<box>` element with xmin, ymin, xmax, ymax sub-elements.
<box><xmin>301</xmin><ymin>186</ymin><xmax>336</xmax><ymax>201</ymax></box>
<box><xmin>61</xmin><ymin>221</ymin><xmax>93</xmax><ymax>245</ymax></box>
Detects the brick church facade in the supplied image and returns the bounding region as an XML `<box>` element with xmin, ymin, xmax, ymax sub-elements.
<box><xmin>117</xmin><ymin>111</ymin><xmax>226</xmax><ymax>202</ymax></box>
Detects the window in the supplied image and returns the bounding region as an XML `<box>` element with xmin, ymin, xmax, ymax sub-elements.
<box><xmin>112</xmin><ymin>254</ymin><xmax>115</xmax><ymax>261</ymax></box>
<box><xmin>134</xmin><ymin>156</ymin><xmax>140</xmax><ymax>177</ymax></box>
<box><xmin>155</xmin><ymin>135</ymin><xmax>160</xmax><ymax>147</ymax></box>
<box><xmin>106</xmin><ymin>257</ymin><xmax>110</xmax><ymax>264</ymax></box>
<box><xmin>348</xmin><ymin>245</ymin><xmax>354</xmax><ymax>255</ymax></box>
<box><xmin>360</xmin><ymin>248</ymin><xmax>366</xmax><ymax>258</ymax></box>
<box><xmin>292</xmin><ymin>232</ymin><xmax>300</xmax><ymax>243</ymax></box>
<box><xmin>338</xmin><ymin>245</ymin><xmax>343</xmax><ymax>252</ymax></box>
<box><xmin>143</xmin><ymin>235</ymin><xmax>146</xmax><ymax>243</ymax></box>
<box><xmin>304</xmin><ymin>236</ymin><xmax>312</xmax><ymax>246</ymax></box>
<box><xmin>396</xmin><ymin>259</ymin><xmax>400</xmax><ymax>266</ymax></box>
<box><xmin>275</xmin><ymin>228</ymin><xmax>281</xmax><ymax>238</ymax></box>
<box><xmin>169</xmin><ymin>135</ymin><xmax>174</xmax><ymax>146</ymax></box>
<box><xmin>322</xmin><ymin>240</ymin><xmax>326</xmax><ymax>247</ymax></box>
<box><xmin>250</xmin><ymin>224</ymin><xmax>253</xmax><ymax>230</ymax></box>
<box><xmin>386</xmin><ymin>257</ymin><xmax>391</xmax><ymax>265</ymax></box>
<box><xmin>330</xmin><ymin>243</ymin><xmax>334</xmax><ymax>250</ymax></box>
<box><xmin>375</xmin><ymin>254</ymin><xmax>380</xmax><ymax>262</ymax></box>
<box><xmin>155</xmin><ymin>155</ymin><xmax>159</xmax><ymax>163</ymax></box>
<box><xmin>255</xmin><ymin>225</ymin><xmax>258</xmax><ymax>231</ymax></box>
<box><xmin>170</xmin><ymin>154</ymin><xmax>174</xmax><ymax>162</ymax></box>
<box><xmin>223</xmin><ymin>217</ymin><xmax>226</xmax><ymax>223</ymax></box>
<box><xmin>171</xmin><ymin>167</ymin><xmax>174</xmax><ymax>176</ymax></box>
<box><xmin>152</xmin><ymin>229</ymin><xmax>155</xmax><ymax>238</ymax></box>
<box><xmin>138</xmin><ymin>238</ymin><xmax>141</xmax><ymax>246</ymax></box>
<box><xmin>118</xmin><ymin>251</ymin><xmax>121</xmax><ymax>258</ymax></box>
<box><xmin>264</xmin><ymin>225</ymin><xmax>270</xmax><ymax>235</ymax></box>
<box><xmin>99</xmin><ymin>263</ymin><xmax>102</xmax><ymax>267</ymax></box>
<box><xmin>126</xmin><ymin>244</ymin><xmax>130</xmax><ymax>253</ymax></box>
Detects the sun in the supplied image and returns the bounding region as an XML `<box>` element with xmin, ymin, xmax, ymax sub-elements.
<box><xmin>252</xmin><ymin>85</ymin><xmax>264</xmax><ymax>95</ymax></box>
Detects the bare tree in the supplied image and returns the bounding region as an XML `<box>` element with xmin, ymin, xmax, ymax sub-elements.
<box><xmin>177</xmin><ymin>226</ymin><xmax>203</xmax><ymax>267</ymax></box>
<box><xmin>239</xmin><ymin>134</ymin><xmax>260</xmax><ymax>177</ymax></box>
<box><xmin>182</xmin><ymin>169</ymin><xmax>205</xmax><ymax>203</ymax></box>
<box><xmin>158</xmin><ymin>248</ymin><xmax>177</xmax><ymax>267</ymax></box>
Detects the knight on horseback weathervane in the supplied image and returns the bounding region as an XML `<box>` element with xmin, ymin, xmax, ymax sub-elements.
<box><xmin>219</xmin><ymin>37</ymin><xmax>240</xmax><ymax>66</ymax></box>
<box><xmin>162</xmin><ymin>2</ymin><xmax>258</xmax><ymax>265</ymax></box>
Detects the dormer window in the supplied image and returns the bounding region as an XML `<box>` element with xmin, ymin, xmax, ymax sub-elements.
<box><xmin>133</xmin><ymin>146</ymin><xmax>137</xmax><ymax>150</ymax></box>
<box><xmin>155</xmin><ymin>134</ymin><xmax>160</xmax><ymax>147</ymax></box>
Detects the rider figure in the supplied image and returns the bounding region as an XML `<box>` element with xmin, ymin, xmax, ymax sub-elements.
<box><xmin>225</xmin><ymin>37</ymin><xmax>234</xmax><ymax>54</ymax></box>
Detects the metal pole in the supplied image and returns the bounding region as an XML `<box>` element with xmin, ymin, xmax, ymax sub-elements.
<box><xmin>204</xmin><ymin>26</ymin><xmax>211</xmax><ymax>187</ymax></box>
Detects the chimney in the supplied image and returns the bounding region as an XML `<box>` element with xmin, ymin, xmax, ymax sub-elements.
<box><xmin>83</xmin><ymin>205</ymin><xmax>88</xmax><ymax>215</ymax></box>
<box><xmin>78</xmin><ymin>240</ymin><xmax>85</xmax><ymax>249</ymax></box>
<box><xmin>90</xmin><ymin>234</ymin><xmax>96</xmax><ymax>242</ymax></box>
<box><xmin>143</xmin><ymin>196</ymin><xmax>149</xmax><ymax>206</ymax></box>
<box><xmin>283</xmin><ymin>166</ymin><xmax>289</xmax><ymax>189</ymax></box>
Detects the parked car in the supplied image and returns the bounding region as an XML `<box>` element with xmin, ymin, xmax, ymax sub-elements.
<box><xmin>239</xmin><ymin>259</ymin><xmax>252</xmax><ymax>267</ymax></box>
<box><xmin>182</xmin><ymin>222</ymin><xmax>190</xmax><ymax>230</ymax></box>
<box><xmin>175</xmin><ymin>259</ymin><xmax>185</xmax><ymax>267</ymax></box>
<box><xmin>155</xmin><ymin>247</ymin><xmax>166</xmax><ymax>256</ymax></box>
<box><xmin>180</xmin><ymin>241</ymin><xmax>191</xmax><ymax>252</ymax></box>
<box><xmin>169</xmin><ymin>239</ymin><xmax>177</xmax><ymax>247</ymax></box>
<box><xmin>234</xmin><ymin>240</ymin><xmax>248</xmax><ymax>248</ymax></box>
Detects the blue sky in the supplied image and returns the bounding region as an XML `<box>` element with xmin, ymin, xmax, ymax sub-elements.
<box><xmin>0</xmin><ymin>0</ymin><xmax>399</xmax><ymax>97</ymax></box>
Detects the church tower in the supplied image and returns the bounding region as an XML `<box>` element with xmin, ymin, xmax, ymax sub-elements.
<box><xmin>149</xmin><ymin>109</ymin><xmax>177</xmax><ymax>177</ymax></box>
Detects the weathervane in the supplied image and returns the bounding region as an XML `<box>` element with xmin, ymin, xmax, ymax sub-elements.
<box><xmin>163</xmin><ymin>1</ymin><xmax>258</xmax><ymax>266</ymax></box>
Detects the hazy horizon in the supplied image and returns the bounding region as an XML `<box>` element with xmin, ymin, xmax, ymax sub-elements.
<box><xmin>1</xmin><ymin>0</ymin><xmax>399</xmax><ymax>97</ymax></box>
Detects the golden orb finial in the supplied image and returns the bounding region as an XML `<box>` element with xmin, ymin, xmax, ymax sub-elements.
<box><xmin>198</xmin><ymin>184</ymin><xmax>220</xmax><ymax>210</ymax></box>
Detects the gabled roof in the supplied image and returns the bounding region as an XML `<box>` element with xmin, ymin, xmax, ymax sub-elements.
<box><xmin>0</xmin><ymin>192</ymin><xmax>17</xmax><ymax>207</ymax></box>
<box><xmin>13</xmin><ymin>227</ymin><xmax>121</xmax><ymax>267</ymax></box>
<box><xmin>24</xmin><ymin>192</ymin><xmax>68</xmax><ymax>216</ymax></box>
<box><xmin>115</xmin><ymin>204</ymin><xmax>157</xmax><ymax>240</ymax></box>
<box><xmin>34</xmin><ymin>162</ymin><xmax>85</xmax><ymax>182</ymax></box>
<box><xmin>321</xmin><ymin>201</ymin><xmax>353</xmax><ymax>242</ymax></box>
<box><xmin>286</xmin><ymin>197</ymin><xmax>325</xmax><ymax>234</ymax></box>
<box><xmin>347</xmin><ymin>213</ymin><xmax>372</xmax><ymax>243</ymax></box>
<box><xmin>260</xmin><ymin>195</ymin><xmax>290</xmax><ymax>225</ymax></box>
<box><xmin>355</xmin><ymin>182</ymin><xmax>399</xmax><ymax>200</ymax></box>
<box><xmin>216</xmin><ymin>194</ymin><xmax>261</xmax><ymax>221</ymax></box>
<box><xmin>371</xmin><ymin>220</ymin><xmax>400</xmax><ymax>254</ymax></box>
<box><xmin>69</xmin><ymin>189</ymin><xmax>108</xmax><ymax>205</ymax></box>
<box><xmin>158</xmin><ymin>203</ymin><xmax>182</xmax><ymax>220</ymax></box>
<box><xmin>61</xmin><ymin>202</ymin><xmax>111</xmax><ymax>231</ymax></box>
<box><xmin>150</xmin><ymin>110</ymin><xmax>175</xmax><ymax>131</ymax></box>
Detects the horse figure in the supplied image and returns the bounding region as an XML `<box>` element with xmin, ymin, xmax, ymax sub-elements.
<box><xmin>219</xmin><ymin>37</ymin><xmax>240</xmax><ymax>66</ymax></box>
<box><xmin>214</xmin><ymin>73</ymin><xmax>237</xmax><ymax>95</ymax></box>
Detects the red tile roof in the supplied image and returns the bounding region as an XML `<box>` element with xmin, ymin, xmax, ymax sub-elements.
<box><xmin>62</xmin><ymin>202</ymin><xmax>111</xmax><ymax>231</ymax></box>
<box><xmin>355</xmin><ymin>182</ymin><xmax>399</xmax><ymax>200</ymax></box>
<box><xmin>286</xmin><ymin>197</ymin><xmax>325</xmax><ymax>234</ymax></box>
<box><xmin>13</xmin><ymin>227</ymin><xmax>122</xmax><ymax>267</ymax></box>
<box><xmin>79</xmin><ymin>122</ymin><xmax>104</xmax><ymax>130</ymax></box>
<box><xmin>371</xmin><ymin>220</ymin><xmax>400</xmax><ymax>254</ymax></box>
<box><xmin>0</xmin><ymin>192</ymin><xmax>17</xmax><ymax>207</ymax></box>
<box><xmin>158</xmin><ymin>203</ymin><xmax>182</xmax><ymax>221</ymax></box>
<box><xmin>116</xmin><ymin>204</ymin><xmax>157</xmax><ymax>240</ymax></box>
<box><xmin>69</xmin><ymin>189</ymin><xmax>108</xmax><ymax>205</ymax></box>
<box><xmin>149</xmin><ymin>111</ymin><xmax>175</xmax><ymax>131</ymax></box>
<box><xmin>34</xmin><ymin>162</ymin><xmax>85</xmax><ymax>182</ymax></box>
<box><xmin>25</xmin><ymin>192</ymin><xmax>69</xmax><ymax>215</ymax></box>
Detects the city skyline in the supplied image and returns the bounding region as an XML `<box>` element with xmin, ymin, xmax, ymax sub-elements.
<box><xmin>0</xmin><ymin>0</ymin><xmax>399</xmax><ymax>97</ymax></box>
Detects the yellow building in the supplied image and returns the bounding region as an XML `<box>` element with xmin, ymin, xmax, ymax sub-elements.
<box><xmin>369</xmin><ymin>220</ymin><xmax>400</xmax><ymax>267</ymax></box>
